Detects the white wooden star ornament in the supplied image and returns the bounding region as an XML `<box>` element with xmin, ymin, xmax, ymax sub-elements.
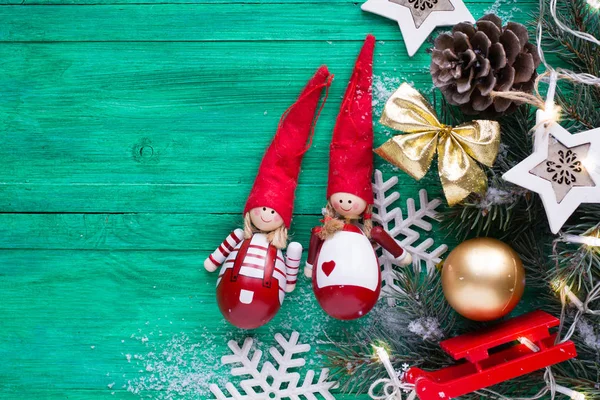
<box><xmin>503</xmin><ymin>110</ymin><xmax>600</xmax><ymax>234</ymax></box>
<box><xmin>361</xmin><ymin>0</ymin><xmax>474</xmax><ymax>57</ymax></box>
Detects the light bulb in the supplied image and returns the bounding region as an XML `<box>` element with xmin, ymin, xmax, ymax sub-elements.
<box><xmin>551</xmin><ymin>278</ymin><xmax>563</xmax><ymax>292</ymax></box>
<box><xmin>563</xmin><ymin>285</ymin><xmax>585</xmax><ymax>312</ymax></box>
<box><xmin>555</xmin><ymin>384</ymin><xmax>586</xmax><ymax>400</ymax></box>
<box><xmin>373</xmin><ymin>346</ymin><xmax>390</xmax><ymax>363</ymax></box>
<box><xmin>518</xmin><ymin>337</ymin><xmax>540</xmax><ymax>352</ymax></box>
<box><xmin>550</xmin><ymin>278</ymin><xmax>585</xmax><ymax>311</ymax></box>
<box><xmin>562</xmin><ymin>233</ymin><xmax>600</xmax><ymax>247</ymax></box>
<box><xmin>587</xmin><ymin>0</ymin><xmax>600</xmax><ymax>9</ymax></box>
<box><xmin>539</xmin><ymin>104</ymin><xmax>562</xmax><ymax>126</ymax></box>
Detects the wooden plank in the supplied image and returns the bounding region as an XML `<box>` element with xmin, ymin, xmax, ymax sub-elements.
<box><xmin>0</xmin><ymin>191</ymin><xmax>443</xmax><ymax>248</ymax></box>
<box><xmin>3</xmin><ymin>0</ymin><xmax>522</xmax><ymax>4</ymax></box>
<box><xmin>0</xmin><ymin>2</ymin><xmax>539</xmax><ymax>399</ymax></box>
<box><xmin>0</xmin><ymin>213</ymin><xmax>318</xmax><ymax>250</ymax></box>
<box><xmin>0</xmin><ymin>42</ymin><xmax>433</xmax><ymax>186</ymax></box>
<box><xmin>0</xmin><ymin>3</ymin><xmax>537</xmax><ymax>42</ymax></box>
<box><xmin>0</xmin><ymin>182</ymin><xmax>321</xmax><ymax>213</ymax></box>
<box><xmin>0</xmin><ymin>249</ymin><xmax>374</xmax><ymax>398</ymax></box>
<box><xmin>0</xmin><ymin>40</ymin><xmax>442</xmax><ymax>212</ymax></box>
<box><xmin>0</xmin><ymin>171</ymin><xmax>440</xmax><ymax>213</ymax></box>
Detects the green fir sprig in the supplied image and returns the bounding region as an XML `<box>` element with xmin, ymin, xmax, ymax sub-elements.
<box><xmin>325</xmin><ymin>0</ymin><xmax>600</xmax><ymax>397</ymax></box>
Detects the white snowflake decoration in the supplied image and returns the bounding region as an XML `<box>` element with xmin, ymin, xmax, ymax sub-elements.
<box><xmin>372</xmin><ymin>169</ymin><xmax>448</xmax><ymax>303</ymax></box>
<box><xmin>210</xmin><ymin>331</ymin><xmax>338</xmax><ymax>400</ymax></box>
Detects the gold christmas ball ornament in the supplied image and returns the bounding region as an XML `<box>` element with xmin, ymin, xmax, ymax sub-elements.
<box><xmin>442</xmin><ymin>238</ymin><xmax>525</xmax><ymax>322</ymax></box>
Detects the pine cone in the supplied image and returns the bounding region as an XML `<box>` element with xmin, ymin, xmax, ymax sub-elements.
<box><xmin>431</xmin><ymin>14</ymin><xmax>541</xmax><ymax>116</ymax></box>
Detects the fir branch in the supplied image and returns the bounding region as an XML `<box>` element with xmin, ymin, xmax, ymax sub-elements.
<box><xmin>322</xmin><ymin>328</ymin><xmax>442</xmax><ymax>394</ymax></box>
<box><xmin>440</xmin><ymin>104</ymin><xmax>546</xmax><ymax>241</ymax></box>
<box><xmin>557</xmin><ymin>84</ymin><xmax>600</xmax><ymax>132</ymax></box>
<box><xmin>553</xmin><ymin>207</ymin><xmax>600</xmax><ymax>289</ymax></box>
<box><xmin>510</xmin><ymin>229</ymin><xmax>551</xmax><ymax>288</ymax></box>
<box><xmin>538</xmin><ymin>0</ymin><xmax>600</xmax><ymax>131</ymax></box>
<box><xmin>539</xmin><ymin>0</ymin><xmax>600</xmax><ymax>79</ymax></box>
<box><xmin>441</xmin><ymin>178</ymin><xmax>536</xmax><ymax>241</ymax></box>
<box><xmin>387</xmin><ymin>265</ymin><xmax>455</xmax><ymax>333</ymax></box>
<box><xmin>325</xmin><ymin>2</ymin><xmax>600</xmax><ymax>396</ymax></box>
<box><xmin>323</xmin><ymin>266</ymin><xmax>456</xmax><ymax>393</ymax></box>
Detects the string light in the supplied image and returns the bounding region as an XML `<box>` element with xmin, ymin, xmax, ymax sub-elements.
<box><xmin>563</xmin><ymin>285</ymin><xmax>586</xmax><ymax>311</ymax></box>
<box><xmin>369</xmin><ymin>345</ymin><xmax>415</xmax><ymax>400</ymax></box>
<box><xmin>518</xmin><ymin>337</ymin><xmax>541</xmax><ymax>352</ymax></box>
<box><xmin>373</xmin><ymin>346</ymin><xmax>401</xmax><ymax>388</ymax></box>
<box><xmin>562</xmin><ymin>233</ymin><xmax>600</xmax><ymax>248</ymax></box>
<box><xmin>555</xmin><ymin>384</ymin><xmax>586</xmax><ymax>400</ymax></box>
<box><xmin>538</xmin><ymin>102</ymin><xmax>562</xmax><ymax>126</ymax></box>
<box><xmin>367</xmin><ymin>2</ymin><xmax>600</xmax><ymax>397</ymax></box>
<box><xmin>551</xmin><ymin>279</ymin><xmax>586</xmax><ymax>311</ymax></box>
<box><xmin>587</xmin><ymin>0</ymin><xmax>600</xmax><ymax>9</ymax></box>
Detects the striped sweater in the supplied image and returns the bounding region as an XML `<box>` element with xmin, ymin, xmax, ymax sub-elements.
<box><xmin>209</xmin><ymin>230</ymin><xmax>301</xmax><ymax>304</ymax></box>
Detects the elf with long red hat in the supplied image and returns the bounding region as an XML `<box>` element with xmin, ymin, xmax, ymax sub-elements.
<box><xmin>304</xmin><ymin>36</ymin><xmax>412</xmax><ymax>320</ymax></box>
<box><xmin>204</xmin><ymin>66</ymin><xmax>333</xmax><ymax>329</ymax></box>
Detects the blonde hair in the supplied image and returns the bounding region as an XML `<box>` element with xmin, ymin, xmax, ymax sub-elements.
<box><xmin>363</xmin><ymin>204</ymin><xmax>373</xmax><ymax>238</ymax></box>
<box><xmin>318</xmin><ymin>202</ymin><xmax>373</xmax><ymax>240</ymax></box>
<box><xmin>243</xmin><ymin>212</ymin><xmax>288</xmax><ymax>250</ymax></box>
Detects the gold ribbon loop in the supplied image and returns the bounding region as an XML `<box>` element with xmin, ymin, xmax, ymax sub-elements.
<box><xmin>375</xmin><ymin>83</ymin><xmax>501</xmax><ymax>206</ymax></box>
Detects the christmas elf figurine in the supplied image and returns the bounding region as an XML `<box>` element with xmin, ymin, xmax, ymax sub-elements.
<box><xmin>304</xmin><ymin>36</ymin><xmax>412</xmax><ymax>320</ymax></box>
<box><xmin>204</xmin><ymin>66</ymin><xmax>333</xmax><ymax>329</ymax></box>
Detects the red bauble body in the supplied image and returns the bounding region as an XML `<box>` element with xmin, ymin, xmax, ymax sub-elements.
<box><xmin>216</xmin><ymin>233</ymin><xmax>287</xmax><ymax>329</ymax></box>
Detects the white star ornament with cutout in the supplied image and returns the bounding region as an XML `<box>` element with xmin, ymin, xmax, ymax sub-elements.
<box><xmin>503</xmin><ymin>110</ymin><xmax>600</xmax><ymax>234</ymax></box>
<box><xmin>361</xmin><ymin>0</ymin><xmax>474</xmax><ymax>57</ymax></box>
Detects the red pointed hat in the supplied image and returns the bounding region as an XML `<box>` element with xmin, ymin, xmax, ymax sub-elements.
<box><xmin>327</xmin><ymin>35</ymin><xmax>375</xmax><ymax>205</ymax></box>
<box><xmin>244</xmin><ymin>66</ymin><xmax>333</xmax><ymax>228</ymax></box>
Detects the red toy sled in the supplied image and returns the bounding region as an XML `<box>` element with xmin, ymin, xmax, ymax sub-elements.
<box><xmin>404</xmin><ymin>310</ymin><xmax>577</xmax><ymax>400</ymax></box>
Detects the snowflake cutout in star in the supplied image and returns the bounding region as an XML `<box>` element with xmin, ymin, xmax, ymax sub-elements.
<box><xmin>372</xmin><ymin>169</ymin><xmax>448</xmax><ymax>304</ymax></box>
<box><xmin>529</xmin><ymin>139</ymin><xmax>594</xmax><ymax>203</ymax></box>
<box><xmin>389</xmin><ymin>0</ymin><xmax>455</xmax><ymax>28</ymax></box>
<box><xmin>210</xmin><ymin>331</ymin><xmax>338</xmax><ymax>400</ymax></box>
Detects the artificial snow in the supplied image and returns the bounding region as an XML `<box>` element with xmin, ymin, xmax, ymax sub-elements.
<box><xmin>372</xmin><ymin>74</ymin><xmax>400</xmax><ymax>108</ymax></box>
<box><xmin>408</xmin><ymin>317</ymin><xmax>444</xmax><ymax>342</ymax></box>
<box><xmin>477</xmin><ymin>187</ymin><xmax>520</xmax><ymax>209</ymax></box>
<box><xmin>125</xmin><ymin>329</ymin><xmax>227</xmax><ymax>399</ymax></box>
<box><xmin>119</xmin><ymin>283</ymin><xmax>334</xmax><ymax>399</ymax></box>
<box><xmin>372</xmin><ymin>169</ymin><xmax>448</xmax><ymax>304</ymax></box>
<box><xmin>577</xmin><ymin>318</ymin><xmax>600</xmax><ymax>351</ymax></box>
<box><xmin>486</xmin><ymin>0</ymin><xmax>521</xmax><ymax>21</ymax></box>
<box><xmin>210</xmin><ymin>331</ymin><xmax>338</xmax><ymax>399</ymax></box>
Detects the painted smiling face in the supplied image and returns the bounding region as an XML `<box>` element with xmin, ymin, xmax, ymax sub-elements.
<box><xmin>330</xmin><ymin>192</ymin><xmax>367</xmax><ymax>218</ymax></box>
<box><xmin>249</xmin><ymin>206</ymin><xmax>284</xmax><ymax>232</ymax></box>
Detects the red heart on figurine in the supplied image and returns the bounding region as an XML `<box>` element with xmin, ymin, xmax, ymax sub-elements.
<box><xmin>321</xmin><ymin>260</ymin><xmax>336</xmax><ymax>277</ymax></box>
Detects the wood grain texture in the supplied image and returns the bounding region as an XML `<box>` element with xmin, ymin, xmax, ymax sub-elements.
<box><xmin>0</xmin><ymin>249</ymin><xmax>372</xmax><ymax>399</ymax></box>
<box><xmin>0</xmin><ymin>3</ymin><xmax>527</xmax><ymax>42</ymax></box>
<box><xmin>0</xmin><ymin>40</ymin><xmax>442</xmax><ymax>213</ymax></box>
<box><xmin>0</xmin><ymin>213</ymin><xmax>319</xmax><ymax>250</ymax></box>
<box><xmin>0</xmin><ymin>1</ymin><xmax>539</xmax><ymax>399</ymax></box>
<box><xmin>2</xmin><ymin>0</ymin><xmax>512</xmax><ymax>4</ymax></box>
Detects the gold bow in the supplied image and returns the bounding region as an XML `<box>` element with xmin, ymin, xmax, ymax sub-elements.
<box><xmin>375</xmin><ymin>83</ymin><xmax>501</xmax><ymax>206</ymax></box>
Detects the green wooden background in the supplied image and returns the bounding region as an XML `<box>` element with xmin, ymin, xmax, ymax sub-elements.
<box><xmin>0</xmin><ymin>1</ymin><xmax>538</xmax><ymax>399</ymax></box>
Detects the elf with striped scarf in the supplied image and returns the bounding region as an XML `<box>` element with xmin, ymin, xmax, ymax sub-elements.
<box><xmin>305</xmin><ymin>36</ymin><xmax>412</xmax><ymax>321</ymax></box>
